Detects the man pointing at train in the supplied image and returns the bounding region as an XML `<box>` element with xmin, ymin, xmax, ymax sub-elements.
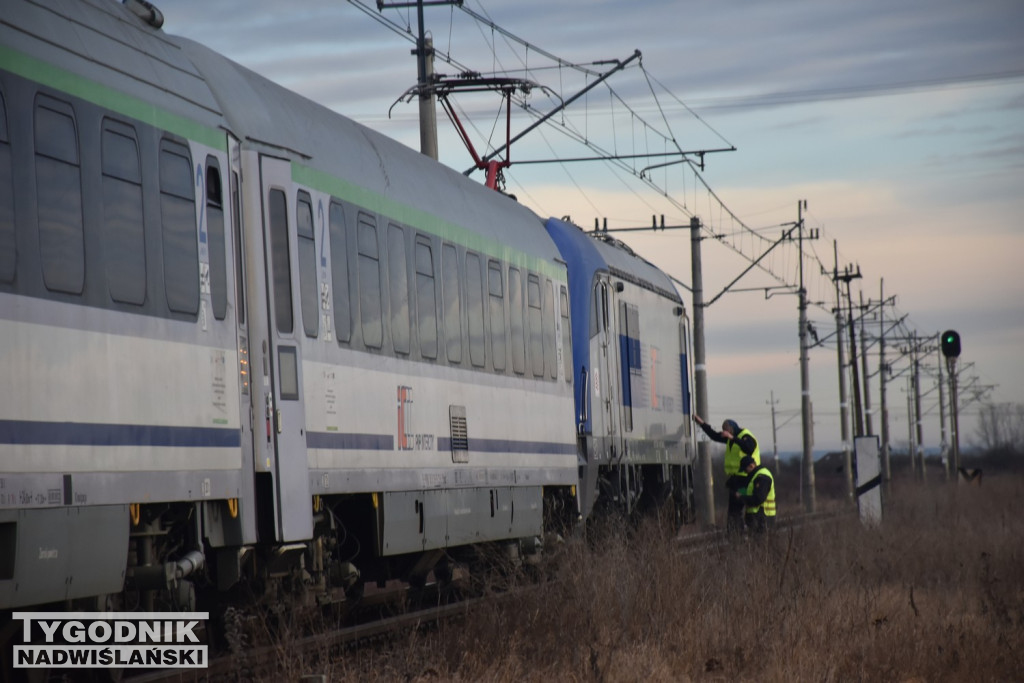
<box><xmin>693</xmin><ymin>414</ymin><xmax>761</xmax><ymax>533</ymax></box>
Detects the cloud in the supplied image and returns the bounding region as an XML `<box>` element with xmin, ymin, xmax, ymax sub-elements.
<box><xmin>161</xmin><ymin>0</ymin><xmax>1024</xmax><ymax>451</ymax></box>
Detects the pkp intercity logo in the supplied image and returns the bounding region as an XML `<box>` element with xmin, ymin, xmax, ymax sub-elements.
<box><xmin>12</xmin><ymin>612</ymin><xmax>209</xmax><ymax>669</ymax></box>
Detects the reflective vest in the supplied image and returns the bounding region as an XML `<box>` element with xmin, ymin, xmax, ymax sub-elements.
<box><xmin>724</xmin><ymin>428</ymin><xmax>761</xmax><ymax>477</ymax></box>
<box><xmin>744</xmin><ymin>466</ymin><xmax>776</xmax><ymax>517</ymax></box>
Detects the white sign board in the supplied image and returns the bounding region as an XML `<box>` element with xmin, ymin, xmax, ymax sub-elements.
<box><xmin>855</xmin><ymin>436</ymin><xmax>882</xmax><ymax>526</ymax></box>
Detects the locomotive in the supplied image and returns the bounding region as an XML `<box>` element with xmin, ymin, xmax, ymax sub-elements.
<box><xmin>0</xmin><ymin>0</ymin><xmax>695</xmax><ymax>617</ymax></box>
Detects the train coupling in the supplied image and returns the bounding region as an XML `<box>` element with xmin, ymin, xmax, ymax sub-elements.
<box><xmin>132</xmin><ymin>549</ymin><xmax>206</xmax><ymax>590</ymax></box>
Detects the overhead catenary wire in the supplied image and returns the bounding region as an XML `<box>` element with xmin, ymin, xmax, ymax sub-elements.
<box><xmin>353</xmin><ymin>0</ymin><xmax>731</xmax><ymax>248</ymax></box>
<box><xmin>352</xmin><ymin>0</ymin><xmax>996</xmax><ymax>420</ymax></box>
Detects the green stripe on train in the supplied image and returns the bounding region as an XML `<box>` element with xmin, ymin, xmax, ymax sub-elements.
<box><xmin>0</xmin><ymin>45</ymin><xmax>225</xmax><ymax>151</ymax></box>
<box><xmin>1</xmin><ymin>45</ymin><xmax>564</xmax><ymax>280</ymax></box>
<box><xmin>292</xmin><ymin>163</ymin><xmax>567</xmax><ymax>281</ymax></box>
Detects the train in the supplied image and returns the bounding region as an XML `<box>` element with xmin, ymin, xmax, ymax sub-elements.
<box><xmin>0</xmin><ymin>0</ymin><xmax>695</xmax><ymax>620</ymax></box>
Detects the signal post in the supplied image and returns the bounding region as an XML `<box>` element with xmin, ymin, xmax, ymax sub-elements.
<box><xmin>941</xmin><ymin>330</ymin><xmax>962</xmax><ymax>477</ymax></box>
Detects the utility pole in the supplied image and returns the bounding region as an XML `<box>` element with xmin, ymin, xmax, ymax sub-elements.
<box><xmin>937</xmin><ymin>342</ymin><xmax>949</xmax><ymax>479</ymax></box>
<box><xmin>377</xmin><ymin>0</ymin><xmax>464</xmax><ymax>159</ymax></box>
<box><xmin>833</xmin><ymin>263</ymin><xmax>863</xmax><ymax>439</ymax></box>
<box><xmin>860</xmin><ymin>290</ymin><xmax>873</xmax><ymax>437</ymax></box>
<box><xmin>831</xmin><ymin>242</ymin><xmax>853</xmax><ymax>500</ymax></box>
<box><xmin>690</xmin><ymin>216</ymin><xmax>715</xmax><ymax>528</ymax></box>
<box><xmin>907</xmin><ymin>376</ymin><xmax>916</xmax><ymax>475</ymax></box>
<box><xmin>797</xmin><ymin>200</ymin><xmax>815</xmax><ymax>513</ymax></box>
<box><xmin>844</xmin><ymin>268</ymin><xmax>864</xmax><ymax>436</ymax></box>
<box><xmin>419</xmin><ymin>36</ymin><xmax>438</xmax><ymax>159</ymax></box>
<box><xmin>878</xmin><ymin>279</ymin><xmax>892</xmax><ymax>488</ymax></box>
<box><xmin>768</xmin><ymin>391</ymin><xmax>780</xmax><ymax>474</ymax></box>
<box><xmin>912</xmin><ymin>332</ymin><xmax>926</xmax><ymax>481</ymax></box>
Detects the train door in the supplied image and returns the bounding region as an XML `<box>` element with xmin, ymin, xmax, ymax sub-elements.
<box><xmin>256</xmin><ymin>155</ymin><xmax>313</xmax><ymax>542</ymax></box>
<box><xmin>229</xmin><ymin>135</ymin><xmax>257</xmax><ymax>545</ymax></box>
<box><xmin>592</xmin><ymin>276</ymin><xmax>619</xmax><ymax>461</ymax></box>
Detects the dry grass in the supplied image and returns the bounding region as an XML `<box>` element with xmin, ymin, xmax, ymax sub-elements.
<box><xmin>290</xmin><ymin>474</ymin><xmax>1024</xmax><ymax>682</ymax></box>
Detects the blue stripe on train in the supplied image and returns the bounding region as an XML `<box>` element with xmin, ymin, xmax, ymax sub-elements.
<box><xmin>307</xmin><ymin>432</ymin><xmax>576</xmax><ymax>455</ymax></box>
<box><xmin>306</xmin><ymin>431</ymin><xmax>394</xmax><ymax>450</ymax></box>
<box><xmin>0</xmin><ymin>420</ymin><xmax>241</xmax><ymax>447</ymax></box>
<box><xmin>437</xmin><ymin>437</ymin><xmax>577</xmax><ymax>455</ymax></box>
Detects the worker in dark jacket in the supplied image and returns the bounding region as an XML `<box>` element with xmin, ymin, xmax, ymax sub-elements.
<box><xmin>694</xmin><ymin>414</ymin><xmax>760</xmax><ymax>533</ymax></box>
<box><xmin>736</xmin><ymin>455</ymin><xmax>776</xmax><ymax>534</ymax></box>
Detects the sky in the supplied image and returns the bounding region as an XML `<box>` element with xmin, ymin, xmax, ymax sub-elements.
<box><xmin>163</xmin><ymin>0</ymin><xmax>1024</xmax><ymax>455</ymax></box>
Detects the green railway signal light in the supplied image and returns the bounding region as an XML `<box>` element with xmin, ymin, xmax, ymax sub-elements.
<box><xmin>941</xmin><ymin>330</ymin><xmax>961</xmax><ymax>358</ymax></box>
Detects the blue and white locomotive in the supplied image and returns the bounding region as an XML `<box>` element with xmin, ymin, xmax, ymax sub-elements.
<box><xmin>546</xmin><ymin>219</ymin><xmax>694</xmax><ymax>524</ymax></box>
<box><xmin>0</xmin><ymin>0</ymin><xmax>694</xmax><ymax>616</ymax></box>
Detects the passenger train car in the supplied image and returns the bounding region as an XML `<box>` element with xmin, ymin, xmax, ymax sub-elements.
<box><xmin>0</xmin><ymin>0</ymin><xmax>693</xmax><ymax>619</ymax></box>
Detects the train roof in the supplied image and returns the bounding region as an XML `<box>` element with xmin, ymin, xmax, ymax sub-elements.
<box><xmin>2</xmin><ymin>0</ymin><xmax>561</xmax><ymax>274</ymax></box>
<box><xmin>170</xmin><ymin>37</ymin><xmax>557</xmax><ymax>270</ymax></box>
<box><xmin>545</xmin><ymin>217</ymin><xmax>682</xmax><ymax>304</ymax></box>
<box><xmin>1</xmin><ymin>0</ymin><xmax>228</xmax><ymax>142</ymax></box>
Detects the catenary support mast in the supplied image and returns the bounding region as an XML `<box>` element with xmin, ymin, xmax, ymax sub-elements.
<box><xmin>878</xmin><ymin>279</ymin><xmax>891</xmax><ymax>487</ymax></box>
<box><xmin>376</xmin><ymin>0</ymin><xmax>465</xmax><ymax>159</ymax></box>
<box><xmin>797</xmin><ymin>200</ymin><xmax>815</xmax><ymax>513</ymax></box>
<box><xmin>690</xmin><ymin>216</ymin><xmax>715</xmax><ymax>527</ymax></box>
<box><xmin>832</xmin><ymin>241</ymin><xmax>853</xmax><ymax>500</ymax></box>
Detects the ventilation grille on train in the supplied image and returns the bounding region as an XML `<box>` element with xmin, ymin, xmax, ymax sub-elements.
<box><xmin>449</xmin><ymin>405</ymin><xmax>469</xmax><ymax>463</ymax></box>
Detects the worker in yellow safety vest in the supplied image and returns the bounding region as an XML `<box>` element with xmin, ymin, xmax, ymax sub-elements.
<box><xmin>693</xmin><ymin>414</ymin><xmax>760</xmax><ymax>533</ymax></box>
<box><xmin>736</xmin><ymin>454</ymin><xmax>776</xmax><ymax>533</ymax></box>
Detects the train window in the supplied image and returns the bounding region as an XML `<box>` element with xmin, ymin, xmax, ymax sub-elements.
<box><xmin>620</xmin><ymin>302</ymin><xmax>639</xmax><ymax>433</ymax></box>
<box><xmin>387</xmin><ymin>224</ymin><xmax>409</xmax><ymax>354</ymax></box>
<box><xmin>278</xmin><ymin>346</ymin><xmax>299</xmax><ymax>401</ymax></box>
<box><xmin>560</xmin><ymin>285</ymin><xmax>572</xmax><ymax>382</ymax></box>
<box><xmin>415</xmin><ymin>236</ymin><xmax>437</xmax><ymax>359</ymax></box>
<box><xmin>206</xmin><ymin>157</ymin><xmax>228</xmax><ymax>320</ymax></box>
<box><xmin>267</xmin><ymin>188</ymin><xmax>293</xmax><ymax>332</ymax></box>
<box><xmin>35</xmin><ymin>95</ymin><xmax>84</xmax><ymax>294</ymax></box>
<box><xmin>527</xmin><ymin>273</ymin><xmax>543</xmax><ymax>378</ymax></box>
<box><xmin>0</xmin><ymin>90</ymin><xmax>12</xmax><ymax>283</ymax></box>
<box><xmin>159</xmin><ymin>139</ymin><xmax>199</xmax><ymax>314</ymax></box>
<box><xmin>357</xmin><ymin>214</ymin><xmax>382</xmax><ymax>348</ymax></box>
<box><xmin>231</xmin><ymin>170</ymin><xmax>245</xmax><ymax>325</ymax></box>
<box><xmin>680</xmin><ymin>322</ymin><xmax>691</xmax><ymax>419</ymax></box>
<box><xmin>599</xmin><ymin>283</ymin><xmax>610</xmax><ymax>331</ymax></box>
<box><xmin>488</xmin><ymin>260</ymin><xmax>506</xmax><ymax>372</ymax></box>
<box><xmin>509</xmin><ymin>267</ymin><xmax>525</xmax><ymax>375</ymax></box>
<box><xmin>296</xmin><ymin>191</ymin><xmax>318</xmax><ymax>338</ymax></box>
<box><xmin>626</xmin><ymin>304</ymin><xmax>640</xmax><ymax>369</ymax></box>
<box><xmin>466</xmin><ymin>251</ymin><xmax>485</xmax><ymax>368</ymax></box>
<box><xmin>441</xmin><ymin>243</ymin><xmax>462</xmax><ymax>364</ymax></box>
<box><xmin>543</xmin><ymin>278</ymin><xmax>557</xmax><ymax>380</ymax></box>
<box><xmin>101</xmin><ymin>120</ymin><xmax>145</xmax><ymax>305</ymax></box>
<box><xmin>329</xmin><ymin>201</ymin><xmax>351</xmax><ymax>343</ymax></box>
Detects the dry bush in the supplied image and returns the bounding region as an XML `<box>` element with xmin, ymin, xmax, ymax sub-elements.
<box><xmin>302</xmin><ymin>474</ymin><xmax>1024</xmax><ymax>682</ymax></box>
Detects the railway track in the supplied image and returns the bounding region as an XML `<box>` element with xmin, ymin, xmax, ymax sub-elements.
<box><xmin>117</xmin><ymin>510</ymin><xmax>850</xmax><ymax>681</ymax></box>
<box><xmin>676</xmin><ymin>508</ymin><xmax>851</xmax><ymax>554</ymax></box>
<box><xmin>123</xmin><ymin>596</ymin><xmax>474</xmax><ymax>683</ymax></box>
